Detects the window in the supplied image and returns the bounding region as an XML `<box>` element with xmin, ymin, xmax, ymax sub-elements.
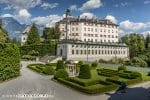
<box><xmin>95</xmin><ymin>50</ymin><xmax>97</xmax><ymax>54</ymax></box>
<box><xmin>76</xmin><ymin>50</ymin><xmax>78</xmax><ymax>54</ymax></box>
<box><xmin>81</xmin><ymin>50</ymin><xmax>83</xmax><ymax>54</ymax></box>
<box><xmin>72</xmin><ymin>50</ymin><xmax>74</xmax><ymax>55</ymax></box>
<box><xmin>84</xmin><ymin>50</ymin><xmax>86</xmax><ymax>54</ymax></box>
<box><xmin>84</xmin><ymin>27</ymin><xmax>86</xmax><ymax>31</ymax></box>
<box><xmin>72</xmin><ymin>28</ymin><xmax>74</xmax><ymax>31</ymax></box>
<box><xmin>76</xmin><ymin>27</ymin><xmax>78</xmax><ymax>31</ymax></box>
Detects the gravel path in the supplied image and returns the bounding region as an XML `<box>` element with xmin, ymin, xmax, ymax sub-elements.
<box><xmin>0</xmin><ymin>61</ymin><xmax>150</xmax><ymax>100</ymax></box>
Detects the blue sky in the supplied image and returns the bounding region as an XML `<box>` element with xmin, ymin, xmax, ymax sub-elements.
<box><xmin>0</xmin><ymin>0</ymin><xmax>150</xmax><ymax>35</ymax></box>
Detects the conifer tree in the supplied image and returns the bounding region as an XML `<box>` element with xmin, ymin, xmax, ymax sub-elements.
<box><xmin>26</xmin><ymin>23</ymin><xmax>40</xmax><ymax>45</ymax></box>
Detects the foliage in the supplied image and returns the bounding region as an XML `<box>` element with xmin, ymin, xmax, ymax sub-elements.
<box><xmin>121</xmin><ymin>33</ymin><xmax>145</xmax><ymax>58</ymax></box>
<box><xmin>148</xmin><ymin>72</ymin><xmax>150</xmax><ymax>76</ymax></box>
<box><xmin>54</xmin><ymin>69</ymin><xmax>68</xmax><ymax>79</ymax></box>
<box><xmin>21</xmin><ymin>44</ymin><xmax>56</xmax><ymax>57</ymax></box>
<box><xmin>57</xmin><ymin>78</ymin><xmax>118</xmax><ymax>94</ymax></box>
<box><xmin>118</xmin><ymin>65</ymin><xmax>127</xmax><ymax>71</ymax></box>
<box><xmin>145</xmin><ymin>33</ymin><xmax>150</xmax><ymax>49</ymax></box>
<box><xmin>0</xmin><ymin>28</ymin><xmax>9</xmax><ymax>43</ymax></box>
<box><xmin>77</xmin><ymin>61</ymin><xmax>83</xmax><ymax>67</ymax></box>
<box><xmin>130</xmin><ymin>57</ymin><xmax>148</xmax><ymax>67</ymax></box>
<box><xmin>43</xmin><ymin>66</ymin><xmax>55</xmax><ymax>75</ymax></box>
<box><xmin>0</xmin><ymin>43</ymin><xmax>20</xmax><ymax>81</ymax></box>
<box><xmin>43</xmin><ymin>25</ymin><xmax>61</xmax><ymax>43</ymax></box>
<box><xmin>67</xmin><ymin>77</ymin><xmax>100</xmax><ymax>87</ymax></box>
<box><xmin>22</xmin><ymin>55</ymin><xmax>37</xmax><ymax>61</ymax></box>
<box><xmin>26</xmin><ymin>23</ymin><xmax>40</xmax><ymax>45</ymax></box>
<box><xmin>91</xmin><ymin>62</ymin><xmax>98</xmax><ymax>68</ymax></box>
<box><xmin>28</xmin><ymin>50</ymin><xmax>39</xmax><ymax>56</ymax></box>
<box><xmin>56</xmin><ymin>60</ymin><xmax>65</xmax><ymax>71</ymax></box>
<box><xmin>79</xmin><ymin>64</ymin><xmax>91</xmax><ymax>79</ymax></box>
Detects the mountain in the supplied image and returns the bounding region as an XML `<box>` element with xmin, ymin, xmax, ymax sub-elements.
<box><xmin>2</xmin><ymin>17</ymin><xmax>26</xmax><ymax>40</ymax></box>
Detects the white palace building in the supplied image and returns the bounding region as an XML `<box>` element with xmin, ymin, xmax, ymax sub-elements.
<box><xmin>56</xmin><ymin>12</ymin><xmax>129</xmax><ymax>62</ymax></box>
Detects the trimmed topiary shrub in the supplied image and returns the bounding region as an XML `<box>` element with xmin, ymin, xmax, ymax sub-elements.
<box><xmin>43</xmin><ymin>66</ymin><xmax>55</xmax><ymax>75</ymax></box>
<box><xmin>91</xmin><ymin>62</ymin><xmax>98</xmax><ymax>69</ymax></box>
<box><xmin>56</xmin><ymin>60</ymin><xmax>64</xmax><ymax>71</ymax></box>
<box><xmin>79</xmin><ymin>64</ymin><xmax>91</xmax><ymax>79</ymax></box>
<box><xmin>118</xmin><ymin>65</ymin><xmax>127</xmax><ymax>71</ymax></box>
<box><xmin>148</xmin><ymin>72</ymin><xmax>150</xmax><ymax>76</ymax></box>
<box><xmin>54</xmin><ymin>69</ymin><xmax>68</xmax><ymax>79</ymax></box>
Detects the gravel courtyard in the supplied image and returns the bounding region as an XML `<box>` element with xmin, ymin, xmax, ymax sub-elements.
<box><xmin>0</xmin><ymin>61</ymin><xmax>150</xmax><ymax>100</ymax></box>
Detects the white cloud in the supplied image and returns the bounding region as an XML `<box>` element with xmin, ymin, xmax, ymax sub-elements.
<box><xmin>31</xmin><ymin>15</ymin><xmax>62</xmax><ymax>27</ymax></box>
<box><xmin>18</xmin><ymin>9</ymin><xmax>31</xmax><ymax>18</ymax></box>
<box><xmin>69</xmin><ymin>5</ymin><xmax>77</xmax><ymax>11</ymax></box>
<box><xmin>105</xmin><ymin>15</ymin><xmax>117</xmax><ymax>24</ymax></box>
<box><xmin>80</xmin><ymin>12</ymin><xmax>96</xmax><ymax>19</ymax></box>
<box><xmin>41</xmin><ymin>3</ymin><xmax>58</xmax><ymax>10</ymax></box>
<box><xmin>1</xmin><ymin>14</ymin><xmax>14</xmax><ymax>18</ymax></box>
<box><xmin>14</xmin><ymin>9</ymin><xmax>31</xmax><ymax>24</ymax></box>
<box><xmin>119</xmin><ymin>20</ymin><xmax>148</xmax><ymax>31</ymax></box>
<box><xmin>144</xmin><ymin>0</ymin><xmax>150</xmax><ymax>4</ymax></box>
<box><xmin>121</xmin><ymin>2</ymin><xmax>128</xmax><ymax>7</ymax></box>
<box><xmin>79</xmin><ymin>0</ymin><xmax>102</xmax><ymax>12</ymax></box>
<box><xmin>0</xmin><ymin>0</ymin><xmax>42</xmax><ymax>10</ymax></box>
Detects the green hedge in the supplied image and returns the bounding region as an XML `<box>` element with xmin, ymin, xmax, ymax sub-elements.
<box><xmin>67</xmin><ymin>78</ymin><xmax>100</xmax><ymax>87</ymax></box>
<box><xmin>54</xmin><ymin>69</ymin><xmax>68</xmax><ymax>79</ymax></box>
<box><xmin>57</xmin><ymin>78</ymin><xmax>118</xmax><ymax>94</ymax></box>
<box><xmin>27</xmin><ymin>64</ymin><xmax>43</xmax><ymax>73</ymax></box>
<box><xmin>0</xmin><ymin>43</ymin><xmax>20</xmax><ymax>81</ymax></box>
<box><xmin>21</xmin><ymin>44</ymin><xmax>56</xmax><ymax>56</ymax></box>
<box><xmin>79</xmin><ymin>64</ymin><xmax>91</xmax><ymax>79</ymax></box>
<box><xmin>43</xmin><ymin>66</ymin><xmax>55</xmax><ymax>75</ymax></box>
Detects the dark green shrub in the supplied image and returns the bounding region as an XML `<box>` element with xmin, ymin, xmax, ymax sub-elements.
<box><xmin>79</xmin><ymin>64</ymin><xmax>91</xmax><ymax>79</ymax></box>
<box><xmin>21</xmin><ymin>44</ymin><xmax>56</xmax><ymax>57</ymax></box>
<box><xmin>28</xmin><ymin>50</ymin><xmax>39</xmax><ymax>56</ymax></box>
<box><xmin>27</xmin><ymin>65</ymin><xmax>42</xmax><ymax>73</ymax></box>
<box><xmin>67</xmin><ymin>78</ymin><xmax>99</xmax><ymax>86</ymax></box>
<box><xmin>118</xmin><ymin>65</ymin><xmax>127</xmax><ymax>71</ymax></box>
<box><xmin>77</xmin><ymin>61</ymin><xmax>83</xmax><ymax>67</ymax></box>
<box><xmin>56</xmin><ymin>60</ymin><xmax>64</xmax><ymax>71</ymax></box>
<box><xmin>148</xmin><ymin>72</ymin><xmax>150</xmax><ymax>76</ymax></box>
<box><xmin>54</xmin><ymin>69</ymin><xmax>68</xmax><ymax>79</ymax></box>
<box><xmin>106</xmin><ymin>76</ymin><xmax>120</xmax><ymax>84</ymax></box>
<box><xmin>57</xmin><ymin>78</ymin><xmax>118</xmax><ymax>94</ymax></box>
<box><xmin>0</xmin><ymin>43</ymin><xmax>20</xmax><ymax>81</ymax></box>
<box><xmin>130</xmin><ymin>57</ymin><xmax>148</xmax><ymax>67</ymax></box>
<box><xmin>91</xmin><ymin>62</ymin><xmax>98</xmax><ymax>68</ymax></box>
<box><xmin>22</xmin><ymin>55</ymin><xmax>36</xmax><ymax>61</ymax></box>
<box><xmin>43</xmin><ymin>66</ymin><xmax>55</xmax><ymax>75</ymax></box>
<box><xmin>130</xmin><ymin>72</ymin><xmax>142</xmax><ymax>79</ymax></box>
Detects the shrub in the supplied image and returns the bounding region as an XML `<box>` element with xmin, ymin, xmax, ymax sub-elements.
<box><xmin>91</xmin><ymin>62</ymin><xmax>98</xmax><ymax>68</ymax></box>
<box><xmin>106</xmin><ymin>76</ymin><xmax>120</xmax><ymax>84</ymax></box>
<box><xmin>79</xmin><ymin>64</ymin><xmax>91</xmax><ymax>79</ymax></box>
<box><xmin>21</xmin><ymin>44</ymin><xmax>56</xmax><ymax>57</ymax></box>
<box><xmin>56</xmin><ymin>60</ymin><xmax>64</xmax><ymax>71</ymax></box>
<box><xmin>130</xmin><ymin>57</ymin><xmax>148</xmax><ymax>67</ymax></box>
<box><xmin>0</xmin><ymin>43</ymin><xmax>20</xmax><ymax>81</ymax></box>
<box><xmin>148</xmin><ymin>72</ymin><xmax>150</xmax><ymax>76</ymax></box>
<box><xmin>118</xmin><ymin>65</ymin><xmax>127</xmax><ymax>71</ymax></box>
<box><xmin>57</xmin><ymin>78</ymin><xmax>118</xmax><ymax>94</ymax></box>
<box><xmin>54</xmin><ymin>69</ymin><xmax>68</xmax><ymax>79</ymax></box>
<box><xmin>27</xmin><ymin>65</ymin><xmax>42</xmax><ymax>73</ymax></box>
<box><xmin>67</xmin><ymin>78</ymin><xmax>100</xmax><ymax>86</ymax></box>
<box><xmin>77</xmin><ymin>61</ymin><xmax>83</xmax><ymax>67</ymax></box>
<box><xmin>22</xmin><ymin>55</ymin><xmax>36</xmax><ymax>61</ymax></box>
<box><xmin>43</xmin><ymin>66</ymin><xmax>55</xmax><ymax>75</ymax></box>
<box><xmin>28</xmin><ymin>50</ymin><xmax>39</xmax><ymax>56</ymax></box>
